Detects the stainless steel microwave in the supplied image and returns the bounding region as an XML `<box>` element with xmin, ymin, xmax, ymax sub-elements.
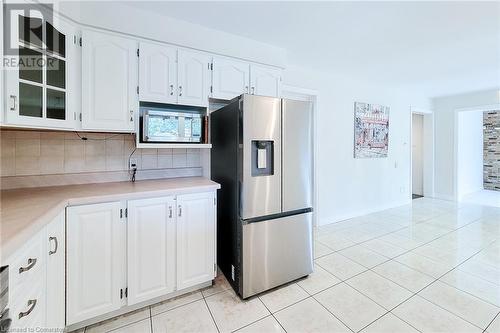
<box><xmin>140</xmin><ymin>104</ymin><xmax>203</xmax><ymax>143</ymax></box>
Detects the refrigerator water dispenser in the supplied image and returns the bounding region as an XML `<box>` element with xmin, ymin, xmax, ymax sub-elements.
<box><xmin>252</xmin><ymin>140</ymin><xmax>274</xmax><ymax>176</ymax></box>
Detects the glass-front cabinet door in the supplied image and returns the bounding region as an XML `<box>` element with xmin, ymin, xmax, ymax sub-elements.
<box><xmin>5</xmin><ymin>12</ymin><xmax>77</xmax><ymax>129</ymax></box>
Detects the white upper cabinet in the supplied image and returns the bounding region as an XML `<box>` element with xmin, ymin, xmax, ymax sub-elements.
<box><xmin>212</xmin><ymin>58</ymin><xmax>282</xmax><ymax>99</ymax></box>
<box><xmin>66</xmin><ymin>202</ymin><xmax>125</xmax><ymax>325</ymax></box>
<box><xmin>250</xmin><ymin>65</ymin><xmax>282</xmax><ymax>97</ymax></box>
<box><xmin>4</xmin><ymin>13</ymin><xmax>77</xmax><ymax>129</ymax></box>
<box><xmin>212</xmin><ymin>57</ymin><xmax>250</xmax><ymax>100</ymax></box>
<box><xmin>81</xmin><ymin>30</ymin><xmax>137</xmax><ymax>132</ymax></box>
<box><xmin>139</xmin><ymin>42</ymin><xmax>177</xmax><ymax>104</ymax></box>
<box><xmin>127</xmin><ymin>196</ymin><xmax>176</xmax><ymax>305</ymax></box>
<box><xmin>176</xmin><ymin>192</ymin><xmax>216</xmax><ymax>290</ymax></box>
<box><xmin>138</xmin><ymin>45</ymin><xmax>211</xmax><ymax>107</ymax></box>
<box><xmin>177</xmin><ymin>50</ymin><xmax>211</xmax><ymax>107</ymax></box>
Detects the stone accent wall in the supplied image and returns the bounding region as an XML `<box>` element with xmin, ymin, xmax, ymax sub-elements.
<box><xmin>483</xmin><ymin>111</ymin><xmax>500</xmax><ymax>191</ymax></box>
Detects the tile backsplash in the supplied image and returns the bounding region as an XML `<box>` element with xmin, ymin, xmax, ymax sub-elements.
<box><xmin>0</xmin><ymin>130</ymin><xmax>202</xmax><ymax>177</ymax></box>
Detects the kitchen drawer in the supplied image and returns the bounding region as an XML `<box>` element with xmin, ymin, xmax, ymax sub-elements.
<box><xmin>9</xmin><ymin>285</ymin><xmax>45</xmax><ymax>330</ymax></box>
<box><xmin>8</xmin><ymin>231</ymin><xmax>46</xmax><ymax>298</ymax></box>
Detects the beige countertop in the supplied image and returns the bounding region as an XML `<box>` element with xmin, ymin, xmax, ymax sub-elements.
<box><xmin>0</xmin><ymin>177</ymin><xmax>220</xmax><ymax>262</ymax></box>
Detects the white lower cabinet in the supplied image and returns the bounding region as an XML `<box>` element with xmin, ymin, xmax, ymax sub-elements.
<box><xmin>9</xmin><ymin>232</ymin><xmax>46</xmax><ymax>331</ymax></box>
<box><xmin>8</xmin><ymin>212</ymin><xmax>65</xmax><ymax>331</ymax></box>
<box><xmin>66</xmin><ymin>202</ymin><xmax>125</xmax><ymax>325</ymax></box>
<box><xmin>65</xmin><ymin>190</ymin><xmax>216</xmax><ymax>327</ymax></box>
<box><xmin>46</xmin><ymin>212</ymin><xmax>66</xmax><ymax>330</ymax></box>
<box><xmin>127</xmin><ymin>196</ymin><xmax>176</xmax><ymax>305</ymax></box>
<box><xmin>177</xmin><ymin>192</ymin><xmax>216</xmax><ymax>289</ymax></box>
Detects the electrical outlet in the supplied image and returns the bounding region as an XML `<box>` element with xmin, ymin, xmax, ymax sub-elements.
<box><xmin>129</xmin><ymin>158</ymin><xmax>138</xmax><ymax>169</ymax></box>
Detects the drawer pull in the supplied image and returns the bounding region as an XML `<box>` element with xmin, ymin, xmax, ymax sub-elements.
<box><xmin>18</xmin><ymin>299</ymin><xmax>36</xmax><ymax>319</ymax></box>
<box><xmin>19</xmin><ymin>258</ymin><xmax>37</xmax><ymax>274</ymax></box>
<box><xmin>49</xmin><ymin>236</ymin><xmax>58</xmax><ymax>255</ymax></box>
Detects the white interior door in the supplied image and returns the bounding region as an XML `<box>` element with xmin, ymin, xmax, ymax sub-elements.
<box><xmin>82</xmin><ymin>30</ymin><xmax>137</xmax><ymax>131</ymax></box>
<box><xmin>46</xmin><ymin>211</ymin><xmax>65</xmax><ymax>330</ymax></box>
<box><xmin>249</xmin><ymin>65</ymin><xmax>281</xmax><ymax>97</ymax></box>
<box><xmin>412</xmin><ymin>113</ymin><xmax>424</xmax><ymax>196</ymax></box>
<box><xmin>177</xmin><ymin>50</ymin><xmax>211</xmax><ymax>107</ymax></box>
<box><xmin>139</xmin><ymin>42</ymin><xmax>177</xmax><ymax>104</ymax></box>
<box><xmin>127</xmin><ymin>196</ymin><xmax>176</xmax><ymax>305</ymax></box>
<box><xmin>177</xmin><ymin>192</ymin><xmax>216</xmax><ymax>290</ymax></box>
<box><xmin>212</xmin><ymin>57</ymin><xmax>249</xmax><ymax>100</ymax></box>
<box><xmin>66</xmin><ymin>202</ymin><xmax>124</xmax><ymax>325</ymax></box>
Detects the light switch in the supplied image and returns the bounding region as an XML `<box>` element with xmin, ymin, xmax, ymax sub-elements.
<box><xmin>257</xmin><ymin>148</ymin><xmax>267</xmax><ymax>169</ymax></box>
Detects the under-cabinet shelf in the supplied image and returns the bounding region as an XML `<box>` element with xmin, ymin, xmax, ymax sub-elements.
<box><xmin>136</xmin><ymin>143</ymin><xmax>212</xmax><ymax>149</ymax></box>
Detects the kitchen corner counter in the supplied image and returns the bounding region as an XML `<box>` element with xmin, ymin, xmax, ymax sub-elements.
<box><xmin>1</xmin><ymin>177</ymin><xmax>220</xmax><ymax>262</ymax></box>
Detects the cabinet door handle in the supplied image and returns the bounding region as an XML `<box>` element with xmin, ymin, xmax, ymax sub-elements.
<box><xmin>49</xmin><ymin>236</ymin><xmax>58</xmax><ymax>255</ymax></box>
<box><xmin>251</xmin><ymin>87</ymin><xmax>255</xmax><ymax>95</ymax></box>
<box><xmin>178</xmin><ymin>205</ymin><xmax>182</xmax><ymax>217</ymax></box>
<box><xmin>19</xmin><ymin>258</ymin><xmax>37</xmax><ymax>274</ymax></box>
<box><xmin>18</xmin><ymin>299</ymin><xmax>37</xmax><ymax>319</ymax></box>
<box><xmin>179</xmin><ymin>86</ymin><xmax>182</xmax><ymax>97</ymax></box>
<box><xmin>130</xmin><ymin>110</ymin><xmax>134</xmax><ymax>122</ymax></box>
<box><xmin>245</xmin><ymin>86</ymin><xmax>249</xmax><ymax>93</ymax></box>
<box><xmin>169</xmin><ymin>206</ymin><xmax>172</xmax><ymax>218</ymax></box>
<box><xmin>10</xmin><ymin>95</ymin><xmax>17</xmax><ymax>111</ymax></box>
<box><xmin>170</xmin><ymin>84</ymin><xmax>174</xmax><ymax>96</ymax></box>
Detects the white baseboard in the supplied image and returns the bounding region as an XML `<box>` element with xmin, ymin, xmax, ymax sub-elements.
<box><xmin>66</xmin><ymin>280</ymin><xmax>212</xmax><ymax>331</ymax></box>
<box><xmin>433</xmin><ymin>193</ymin><xmax>456</xmax><ymax>201</ymax></box>
<box><xmin>318</xmin><ymin>199</ymin><xmax>412</xmax><ymax>226</ymax></box>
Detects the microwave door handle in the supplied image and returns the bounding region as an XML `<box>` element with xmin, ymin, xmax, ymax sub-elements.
<box><xmin>143</xmin><ymin>113</ymin><xmax>149</xmax><ymax>142</ymax></box>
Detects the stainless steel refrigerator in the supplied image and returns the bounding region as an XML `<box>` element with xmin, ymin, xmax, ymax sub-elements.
<box><xmin>211</xmin><ymin>94</ymin><xmax>313</xmax><ymax>298</ymax></box>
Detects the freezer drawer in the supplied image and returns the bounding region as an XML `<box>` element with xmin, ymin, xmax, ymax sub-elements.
<box><xmin>282</xmin><ymin>99</ymin><xmax>313</xmax><ymax>211</ymax></box>
<box><xmin>241</xmin><ymin>212</ymin><xmax>313</xmax><ymax>298</ymax></box>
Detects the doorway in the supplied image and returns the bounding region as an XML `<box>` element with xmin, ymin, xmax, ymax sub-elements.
<box><xmin>412</xmin><ymin>113</ymin><xmax>424</xmax><ymax>199</ymax></box>
<box><xmin>454</xmin><ymin>104</ymin><xmax>500</xmax><ymax>207</ymax></box>
<box><xmin>410</xmin><ymin>108</ymin><xmax>434</xmax><ymax>200</ymax></box>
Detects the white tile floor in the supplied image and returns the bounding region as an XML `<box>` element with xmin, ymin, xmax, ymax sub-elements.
<box><xmin>79</xmin><ymin>198</ymin><xmax>500</xmax><ymax>333</ymax></box>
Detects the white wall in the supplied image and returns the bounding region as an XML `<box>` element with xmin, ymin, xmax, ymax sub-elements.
<box><xmin>56</xmin><ymin>1</ymin><xmax>286</xmax><ymax>68</ymax></box>
<box><xmin>456</xmin><ymin>111</ymin><xmax>484</xmax><ymax>199</ymax></box>
<box><xmin>422</xmin><ymin>113</ymin><xmax>435</xmax><ymax>197</ymax></box>
<box><xmin>412</xmin><ymin>114</ymin><xmax>424</xmax><ymax>196</ymax></box>
<box><xmin>432</xmin><ymin>89</ymin><xmax>500</xmax><ymax>199</ymax></box>
<box><xmin>283</xmin><ymin>65</ymin><xmax>431</xmax><ymax>225</ymax></box>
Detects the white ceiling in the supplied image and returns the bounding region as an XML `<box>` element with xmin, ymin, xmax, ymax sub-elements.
<box><xmin>126</xmin><ymin>1</ymin><xmax>500</xmax><ymax>97</ymax></box>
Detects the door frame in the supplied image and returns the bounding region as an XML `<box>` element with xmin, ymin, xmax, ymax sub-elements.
<box><xmin>281</xmin><ymin>84</ymin><xmax>319</xmax><ymax>227</ymax></box>
<box><xmin>410</xmin><ymin>106</ymin><xmax>435</xmax><ymax>199</ymax></box>
<box><xmin>453</xmin><ymin>103</ymin><xmax>500</xmax><ymax>200</ymax></box>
